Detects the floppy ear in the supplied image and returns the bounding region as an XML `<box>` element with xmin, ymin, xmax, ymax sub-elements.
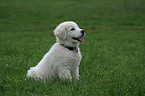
<box><xmin>54</xmin><ymin>27</ymin><xmax>66</xmax><ymax>40</ymax></box>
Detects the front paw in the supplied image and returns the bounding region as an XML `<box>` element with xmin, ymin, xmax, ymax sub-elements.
<box><xmin>74</xmin><ymin>75</ymin><xmax>79</xmax><ymax>80</ymax></box>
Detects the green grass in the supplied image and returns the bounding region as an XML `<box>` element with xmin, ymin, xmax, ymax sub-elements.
<box><xmin>0</xmin><ymin>0</ymin><xmax>145</xmax><ymax>95</ymax></box>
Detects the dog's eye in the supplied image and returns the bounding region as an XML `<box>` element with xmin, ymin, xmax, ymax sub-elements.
<box><xmin>70</xmin><ymin>28</ymin><xmax>75</xmax><ymax>31</ymax></box>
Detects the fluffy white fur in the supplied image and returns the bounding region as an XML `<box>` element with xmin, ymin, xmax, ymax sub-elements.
<box><xmin>27</xmin><ymin>21</ymin><xmax>85</xmax><ymax>81</ymax></box>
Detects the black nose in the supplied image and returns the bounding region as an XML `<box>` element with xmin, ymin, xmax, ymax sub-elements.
<box><xmin>81</xmin><ymin>29</ymin><xmax>85</xmax><ymax>36</ymax></box>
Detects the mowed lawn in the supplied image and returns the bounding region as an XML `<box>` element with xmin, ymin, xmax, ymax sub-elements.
<box><xmin>0</xmin><ymin>0</ymin><xmax>145</xmax><ymax>95</ymax></box>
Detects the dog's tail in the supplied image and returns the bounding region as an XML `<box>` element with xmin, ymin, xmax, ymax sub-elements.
<box><xmin>27</xmin><ymin>67</ymin><xmax>41</xmax><ymax>79</ymax></box>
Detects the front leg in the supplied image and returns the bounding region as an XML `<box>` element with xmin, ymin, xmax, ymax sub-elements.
<box><xmin>58</xmin><ymin>67</ymin><xmax>72</xmax><ymax>81</ymax></box>
<box><xmin>72</xmin><ymin>65</ymin><xmax>79</xmax><ymax>80</ymax></box>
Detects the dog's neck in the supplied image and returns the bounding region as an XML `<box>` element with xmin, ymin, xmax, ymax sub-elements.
<box><xmin>56</xmin><ymin>38</ymin><xmax>79</xmax><ymax>50</ymax></box>
<box><xmin>60</xmin><ymin>44</ymin><xmax>77</xmax><ymax>51</ymax></box>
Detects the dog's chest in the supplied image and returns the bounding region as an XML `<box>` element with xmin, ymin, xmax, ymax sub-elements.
<box><xmin>54</xmin><ymin>43</ymin><xmax>81</xmax><ymax>64</ymax></box>
<box><xmin>66</xmin><ymin>50</ymin><xmax>81</xmax><ymax>64</ymax></box>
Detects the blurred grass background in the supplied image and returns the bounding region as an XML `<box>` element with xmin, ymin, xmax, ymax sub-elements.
<box><xmin>0</xmin><ymin>0</ymin><xmax>145</xmax><ymax>95</ymax></box>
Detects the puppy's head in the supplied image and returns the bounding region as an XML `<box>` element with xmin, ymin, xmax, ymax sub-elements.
<box><xmin>54</xmin><ymin>21</ymin><xmax>85</xmax><ymax>43</ymax></box>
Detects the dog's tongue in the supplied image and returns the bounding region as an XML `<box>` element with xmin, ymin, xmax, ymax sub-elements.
<box><xmin>79</xmin><ymin>38</ymin><xmax>84</xmax><ymax>42</ymax></box>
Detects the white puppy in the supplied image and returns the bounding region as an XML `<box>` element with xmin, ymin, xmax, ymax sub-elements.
<box><xmin>27</xmin><ymin>21</ymin><xmax>85</xmax><ymax>81</ymax></box>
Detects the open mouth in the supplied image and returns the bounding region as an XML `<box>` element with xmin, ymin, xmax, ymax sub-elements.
<box><xmin>72</xmin><ymin>37</ymin><xmax>84</xmax><ymax>42</ymax></box>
